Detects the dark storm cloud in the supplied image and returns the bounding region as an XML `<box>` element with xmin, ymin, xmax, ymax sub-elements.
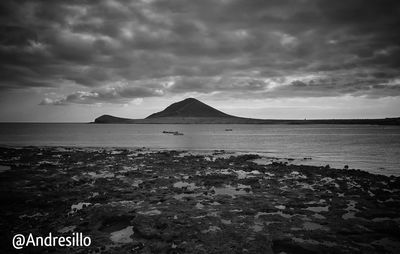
<box><xmin>0</xmin><ymin>0</ymin><xmax>399</xmax><ymax>104</ymax></box>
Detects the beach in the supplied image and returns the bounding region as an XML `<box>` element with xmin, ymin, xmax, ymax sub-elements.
<box><xmin>0</xmin><ymin>146</ymin><xmax>399</xmax><ymax>253</ymax></box>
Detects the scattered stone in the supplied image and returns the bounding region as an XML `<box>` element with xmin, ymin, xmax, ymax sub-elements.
<box><xmin>0</xmin><ymin>146</ymin><xmax>399</xmax><ymax>253</ymax></box>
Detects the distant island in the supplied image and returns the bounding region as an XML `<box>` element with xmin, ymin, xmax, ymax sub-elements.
<box><xmin>94</xmin><ymin>98</ymin><xmax>400</xmax><ymax>125</ymax></box>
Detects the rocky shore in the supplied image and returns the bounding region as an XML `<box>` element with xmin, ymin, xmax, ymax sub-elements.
<box><xmin>0</xmin><ymin>147</ymin><xmax>399</xmax><ymax>253</ymax></box>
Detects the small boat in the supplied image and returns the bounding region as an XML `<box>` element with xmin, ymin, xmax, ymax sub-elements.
<box><xmin>162</xmin><ymin>131</ymin><xmax>175</xmax><ymax>134</ymax></box>
<box><xmin>163</xmin><ymin>130</ymin><xmax>184</xmax><ymax>135</ymax></box>
<box><xmin>225</xmin><ymin>128</ymin><xmax>233</xmax><ymax>131</ymax></box>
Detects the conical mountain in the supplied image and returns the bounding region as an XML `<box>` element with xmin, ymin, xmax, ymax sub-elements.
<box><xmin>94</xmin><ymin>98</ymin><xmax>400</xmax><ymax>124</ymax></box>
<box><xmin>146</xmin><ymin>98</ymin><xmax>233</xmax><ymax>118</ymax></box>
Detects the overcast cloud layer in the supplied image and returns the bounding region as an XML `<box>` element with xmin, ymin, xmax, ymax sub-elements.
<box><xmin>1</xmin><ymin>0</ymin><xmax>400</xmax><ymax>106</ymax></box>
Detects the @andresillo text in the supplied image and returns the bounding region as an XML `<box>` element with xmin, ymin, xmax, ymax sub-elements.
<box><xmin>12</xmin><ymin>232</ymin><xmax>91</xmax><ymax>249</ymax></box>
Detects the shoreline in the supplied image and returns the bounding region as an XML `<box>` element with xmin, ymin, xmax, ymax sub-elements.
<box><xmin>0</xmin><ymin>145</ymin><xmax>398</xmax><ymax>177</ymax></box>
<box><xmin>1</xmin><ymin>146</ymin><xmax>400</xmax><ymax>253</ymax></box>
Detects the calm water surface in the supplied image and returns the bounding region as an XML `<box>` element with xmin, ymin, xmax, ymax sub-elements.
<box><xmin>0</xmin><ymin>123</ymin><xmax>399</xmax><ymax>176</ymax></box>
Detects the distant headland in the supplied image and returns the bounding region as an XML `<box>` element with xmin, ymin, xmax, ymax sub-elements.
<box><xmin>94</xmin><ymin>98</ymin><xmax>400</xmax><ymax>125</ymax></box>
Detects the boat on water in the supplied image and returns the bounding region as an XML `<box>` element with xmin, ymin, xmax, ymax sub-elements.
<box><xmin>162</xmin><ymin>131</ymin><xmax>175</xmax><ymax>134</ymax></box>
<box><xmin>163</xmin><ymin>131</ymin><xmax>184</xmax><ymax>135</ymax></box>
<box><xmin>225</xmin><ymin>129</ymin><xmax>233</xmax><ymax>131</ymax></box>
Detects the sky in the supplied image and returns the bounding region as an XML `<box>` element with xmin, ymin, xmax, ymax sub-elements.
<box><xmin>0</xmin><ymin>0</ymin><xmax>400</xmax><ymax>122</ymax></box>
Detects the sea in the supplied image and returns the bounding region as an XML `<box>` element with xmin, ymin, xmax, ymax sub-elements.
<box><xmin>0</xmin><ymin>123</ymin><xmax>399</xmax><ymax>176</ymax></box>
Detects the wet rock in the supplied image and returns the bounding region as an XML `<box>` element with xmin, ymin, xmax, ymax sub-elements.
<box><xmin>0</xmin><ymin>147</ymin><xmax>399</xmax><ymax>254</ymax></box>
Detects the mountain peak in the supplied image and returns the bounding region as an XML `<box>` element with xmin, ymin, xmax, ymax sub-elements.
<box><xmin>182</xmin><ymin>97</ymin><xmax>198</xmax><ymax>102</ymax></box>
<box><xmin>146</xmin><ymin>98</ymin><xmax>233</xmax><ymax>118</ymax></box>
